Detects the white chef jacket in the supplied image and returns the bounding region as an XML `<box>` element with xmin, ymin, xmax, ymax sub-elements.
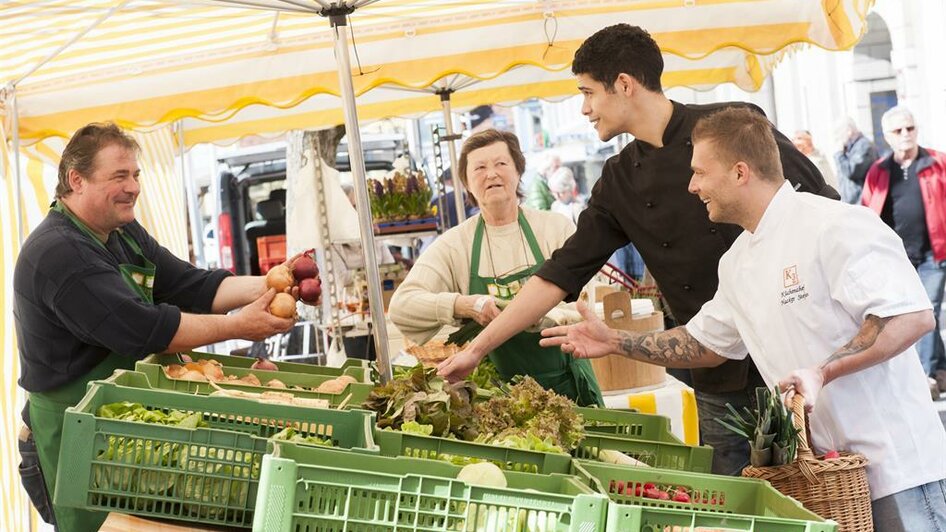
<box><xmin>686</xmin><ymin>181</ymin><xmax>946</xmax><ymax>500</ymax></box>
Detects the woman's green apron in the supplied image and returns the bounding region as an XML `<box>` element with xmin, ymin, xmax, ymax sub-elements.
<box><xmin>469</xmin><ymin>210</ymin><xmax>603</xmax><ymax>407</ymax></box>
<box><xmin>29</xmin><ymin>202</ymin><xmax>156</xmax><ymax>532</ymax></box>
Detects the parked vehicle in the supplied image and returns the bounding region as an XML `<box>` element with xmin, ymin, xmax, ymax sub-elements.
<box><xmin>213</xmin><ymin>135</ymin><xmax>406</xmax><ymax>275</ymax></box>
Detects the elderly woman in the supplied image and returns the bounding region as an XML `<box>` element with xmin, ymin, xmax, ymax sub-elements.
<box><xmin>389</xmin><ymin>129</ymin><xmax>603</xmax><ymax>406</ymax></box>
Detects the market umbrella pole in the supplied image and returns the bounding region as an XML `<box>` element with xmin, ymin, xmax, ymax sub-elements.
<box><xmin>10</xmin><ymin>85</ymin><xmax>25</xmax><ymax>246</ymax></box>
<box><xmin>440</xmin><ymin>91</ymin><xmax>466</xmax><ymax>225</ymax></box>
<box><xmin>329</xmin><ymin>12</ymin><xmax>392</xmax><ymax>383</ymax></box>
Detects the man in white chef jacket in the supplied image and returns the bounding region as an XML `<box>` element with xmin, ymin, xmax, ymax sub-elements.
<box><xmin>540</xmin><ymin>107</ymin><xmax>946</xmax><ymax>531</ymax></box>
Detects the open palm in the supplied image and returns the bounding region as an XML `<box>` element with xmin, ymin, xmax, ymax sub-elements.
<box><xmin>539</xmin><ymin>300</ymin><xmax>617</xmax><ymax>359</ymax></box>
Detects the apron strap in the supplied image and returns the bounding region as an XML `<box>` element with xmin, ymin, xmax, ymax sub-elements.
<box><xmin>517</xmin><ymin>209</ymin><xmax>546</xmax><ymax>265</ymax></box>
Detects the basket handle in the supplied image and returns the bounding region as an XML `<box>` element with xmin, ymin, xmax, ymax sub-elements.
<box><xmin>790</xmin><ymin>393</ymin><xmax>821</xmax><ymax>484</ymax></box>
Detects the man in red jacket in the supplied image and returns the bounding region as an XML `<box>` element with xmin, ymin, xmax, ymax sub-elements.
<box><xmin>861</xmin><ymin>106</ymin><xmax>946</xmax><ymax>389</ymax></box>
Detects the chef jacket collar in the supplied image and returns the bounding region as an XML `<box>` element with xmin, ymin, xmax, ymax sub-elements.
<box><xmin>747</xmin><ymin>180</ymin><xmax>794</xmax><ymax>245</ymax></box>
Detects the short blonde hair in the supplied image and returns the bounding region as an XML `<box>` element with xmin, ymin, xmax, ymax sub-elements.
<box><xmin>691</xmin><ymin>107</ymin><xmax>783</xmax><ymax>183</ymax></box>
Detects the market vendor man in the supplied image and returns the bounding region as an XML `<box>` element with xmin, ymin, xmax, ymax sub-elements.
<box><xmin>13</xmin><ymin>123</ymin><xmax>301</xmax><ymax>531</ymax></box>
<box><xmin>438</xmin><ymin>24</ymin><xmax>836</xmax><ymax>475</ymax></box>
<box><xmin>541</xmin><ymin>107</ymin><xmax>946</xmax><ymax>530</ymax></box>
<box><xmin>389</xmin><ymin>128</ymin><xmax>603</xmax><ymax>406</ymax></box>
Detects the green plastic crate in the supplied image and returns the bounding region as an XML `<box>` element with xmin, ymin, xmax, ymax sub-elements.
<box><xmin>375</xmin><ymin>429</ymin><xmax>574</xmax><ymax>475</ymax></box>
<box><xmin>55</xmin><ymin>370</ymin><xmax>377</xmax><ymax>528</ymax></box>
<box><xmin>574</xmin><ymin>434</ymin><xmax>714</xmax><ymax>473</ymax></box>
<box><xmin>141</xmin><ymin>351</ymin><xmax>369</xmax><ymax>381</ymax></box>
<box><xmin>577</xmin><ymin>407</ymin><xmax>683</xmax><ymax>443</ymax></box>
<box><xmin>255</xmin><ymin>441</ymin><xmax>609</xmax><ymax>532</ymax></box>
<box><xmin>134</xmin><ymin>361</ymin><xmax>374</xmax><ymax>408</ymax></box>
<box><xmin>573</xmin><ymin>461</ymin><xmax>837</xmax><ymax>532</ymax></box>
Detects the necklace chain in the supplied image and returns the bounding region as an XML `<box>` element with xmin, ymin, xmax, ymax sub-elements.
<box><xmin>483</xmin><ymin>213</ymin><xmax>531</xmax><ymax>282</ymax></box>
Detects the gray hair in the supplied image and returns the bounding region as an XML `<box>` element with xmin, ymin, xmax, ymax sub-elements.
<box><xmin>548</xmin><ymin>167</ymin><xmax>576</xmax><ymax>193</ymax></box>
<box><xmin>881</xmin><ymin>106</ymin><xmax>915</xmax><ymax>131</ymax></box>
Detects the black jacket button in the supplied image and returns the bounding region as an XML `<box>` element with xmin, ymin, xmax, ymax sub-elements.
<box><xmin>683</xmin><ymin>284</ymin><xmax>692</xmax><ymax>291</ymax></box>
<box><xmin>661</xmin><ymin>242</ymin><xmax>670</xmax><ymax>248</ymax></box>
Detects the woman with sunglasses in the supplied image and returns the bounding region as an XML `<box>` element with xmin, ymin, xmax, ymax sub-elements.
<box><xmin>389</xmin><ymin>128</ymin><xmax>604</xmax><ymax>406</ymax></box>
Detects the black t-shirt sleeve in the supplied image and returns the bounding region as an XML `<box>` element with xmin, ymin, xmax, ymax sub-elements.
<box><xmin>129</xmin><ymin>223</ymin><xmax>232</xmax><ymax>313</ymax></box>
<box><xmin>49</xmin><ymin>259</ymin><xmax>182</xmax><ymax>358</ymax></box>
<box><xmin>536</xmin><ymin>164</ymin><xmax>630</xmax><ymax>300</ymax></box>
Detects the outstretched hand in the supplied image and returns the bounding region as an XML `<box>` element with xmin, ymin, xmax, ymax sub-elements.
<box><xmin>437</xmin><ymin>347</ymin><xmax>482</xmax><ymax>382</ymax></box>
<box><xmin>233</xmin><ymin>288</ymin><xmax>296</xmax><ymax>341</ymax></box>
<box><xmin>539</xmin><ymin>300</ymin><xmax>617</xmax><ymax>359</ymax></box>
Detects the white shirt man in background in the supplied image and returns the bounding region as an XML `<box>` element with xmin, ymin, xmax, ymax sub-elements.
<box><xmin>541</xmin><ymin>107</ymin><xmax>946</xmax><ymax>531</ymax></box>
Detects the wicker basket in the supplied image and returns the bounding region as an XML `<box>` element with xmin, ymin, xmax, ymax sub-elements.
<box><xmin>741</xmin><ymin>394</ymin><xmax>873</xmax><ymax>531</ymax></box>
<box><xmin>404</xmin><ymin>341</ymin><xmax>463</xmax><ymax>367</ymax></box>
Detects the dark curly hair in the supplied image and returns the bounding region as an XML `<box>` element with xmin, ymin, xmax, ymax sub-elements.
<box><xmin>572</xmin><ymin>24</ymin><xmax>663</xmax><ymax>93</ymax></box>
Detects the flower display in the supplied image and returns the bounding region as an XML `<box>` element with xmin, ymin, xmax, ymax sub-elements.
<box><xmin>367</xmin><ymin>169</ymin><xmax>434</xmax><ymax>223</ymax></box>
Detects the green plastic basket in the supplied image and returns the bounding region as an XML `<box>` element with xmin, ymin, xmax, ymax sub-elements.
<box><xmin>55</xmin><ymin>370</ymin><xmax>377</xmax><ymax>528</ymax></box>
<box><xmin>255</xmin><ymin>441</ymin><xmax>609</xmax><ymax>532</ymax></box>
<box><xmin>572</xmin><ymin>461</ymin><xmax>837</xmax><ymax>532</ymax></box>
<box><xmin>375</xmin><ymin>429</ymin><xmax>574</xmax><ymax>475</ymax></box>
<box><xmin>134</xmin><ymin>360</ymin><xmax>374</xmax><ymax>408</ymax></box>
<box><xmin>577</xmin><ymin>407</ymin><xmax>683</xmax><ymax>443</ymax></box>
<box><xmin>574</xmin><ymin>434</ymin><xmax>714</xmax><ymax>473</ymax></box>
<box><xmin>141</xmin><ymin>352</ymin><xmax>369</xmax><ymax>381</ymax></box>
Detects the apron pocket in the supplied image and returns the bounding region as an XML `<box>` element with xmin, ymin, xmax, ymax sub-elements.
<box><xmin>18</xmin><ymin>432</ymin><xmax>57</xmax><ymax>525</ymax></box>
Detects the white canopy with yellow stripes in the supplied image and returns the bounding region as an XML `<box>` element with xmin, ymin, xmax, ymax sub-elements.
<box><xmin>3</xmin><ymin>0</ymin><xmax>872</xmax><ymax>147</ymax></box>
<box><xmin>1</xmin><ymin>1</ymin><xmax>874</xmax><ymax>530</ymax></box>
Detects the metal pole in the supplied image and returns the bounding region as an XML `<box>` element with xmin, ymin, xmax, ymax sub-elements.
<box><xmin>177</xmin><ymin>122</ymin><xmax>205</xmax><ymax>266</ymax></box>
<box><xmin>10</xmin><ymin>85</ymin><xmax>25</xmax><ymax>246</ymax></box>
<box><xmin>329</xmin><ymin>13</ymin><xmax>392</xmax><ymax>383</ymax></box>
<box><xmin>440</xmin><ymin>92</ymin><xmax>466</xmax><ymax>224</ymax></box>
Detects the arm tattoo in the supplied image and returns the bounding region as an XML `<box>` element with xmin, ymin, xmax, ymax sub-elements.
<box><xmin>618</xmin><ymin>326</ymin><xmax>715</xmax><ymax>365</ymax></box>
<box><xmin>820</xmin><ymin>314</ymin><xmax>891</xmax><ymax>368</ymax></box>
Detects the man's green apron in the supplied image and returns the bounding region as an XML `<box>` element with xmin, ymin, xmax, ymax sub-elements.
<box><xmin>29</xmin><ymin>202</ymin><xmax>156</xmax><ymax>532</ymax></box>
<box><xmin>469</xmin><ymin>210</ymin><xmax>603</xmax><ymax>407</ymax></box>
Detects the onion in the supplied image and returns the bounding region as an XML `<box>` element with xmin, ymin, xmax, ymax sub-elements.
<box><xmin>269</xmin><ymin>292</ymin><xmax>297</xmax><ymax>318</ymax></box>
<box><xmin>200</xmin><ymin>363</ymin><xmax>224</xmax><ymax>381</ymax></box>
<box><xmin>293</xmin><ymin>255</ymin><xmax>319</xmax><ymax>281</ymax></box>
<box><xmin>266</xmin><ymin>264</ymin><xmax>294</xmax><ymax>293</ymax></box>
<box><xmin>316</xmin><ymin>378</ymin><xmax>347</xmax><ymax>394</ymax></box>
<box><xmin>266</xmin><ymin>378</ymin><xmax>287</xmax><ymax>389</ymax></box>
<box><xmin>251</xmin><ymin>357</ymin><xmax>279</xmax><ymax>371</ymax></box>
<box><xmin>238</xmin><ymin>374</ymin><xmax>261</xmax><ymax>386</ymax></box>
<box><xmin>180</xmin><ymin>370</ymin><xmax>207</xmax><ymax>382</ymax></box>
<box><xmin>179</xmin><ymin>353</ymin><xmax>193</xmax><ymax>363</ymax></box>
<box><xmin>164</xmin><ymin>364</ymin><xmax>186</xmax><ymax>378</ymax></box>
<box><xmin>299</xmin><ymin>278</ymin><xmax>322</xmax><ymax>304</ymax></box>
<box><xmin>336</xmin><ymin>375</ymin><xmax>358</xmax><ymax>385</ymax></box>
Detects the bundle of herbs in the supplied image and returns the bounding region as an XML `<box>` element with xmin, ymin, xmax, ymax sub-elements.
<box><xmin>717</xmin><ymin>386</ymin><xmax>801</xmax><ymax>467</ymax></box>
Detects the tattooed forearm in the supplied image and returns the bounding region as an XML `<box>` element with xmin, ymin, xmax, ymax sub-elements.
<box><xmin>618</xmin><ymin>326</ymin><xmax>718</xmax><ymax>367</ymax></box>
<box><xmin>820</xmin><ymin>314</ymin><xmax>891</xmax><ymax>369</ymax></box>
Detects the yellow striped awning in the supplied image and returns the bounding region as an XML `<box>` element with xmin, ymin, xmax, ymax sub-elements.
<box><xmin>2</xmin><ymin>0</ymin><xmax>872</xmax><ymax>147</ymax></box>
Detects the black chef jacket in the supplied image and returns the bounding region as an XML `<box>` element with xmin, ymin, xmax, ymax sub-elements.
<box><xmin>537</xmin><ymin>100</ymin><xmax>838</xmax><ymax>394</ymax></box>
<box><xmin>13</xmin><ymin>208</ymin><xmax>232</xmax><ymax>392</ymax></box>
